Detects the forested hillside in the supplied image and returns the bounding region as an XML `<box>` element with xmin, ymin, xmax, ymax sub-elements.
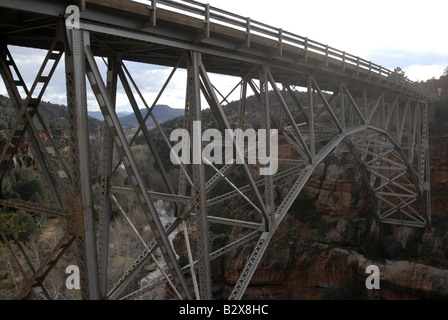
<box><xmin>0</xmin><ymin>96</ymin><xmax>104</xmax><ymax>298</ymax></box>
<box><xmin>0</xmin><ymin>95</ymin><xmax>102</xmax><ymax>136</ymax></box>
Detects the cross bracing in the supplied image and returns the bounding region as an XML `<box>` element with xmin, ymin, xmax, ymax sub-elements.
<box><xmin>0</xmin><ymin>0</ymin><xmax>434</xmax><ymax>300</ymax></box>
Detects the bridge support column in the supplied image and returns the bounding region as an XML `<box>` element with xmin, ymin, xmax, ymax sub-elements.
<box><xmin>307</xmin><ymin>76</ymin><xmax>316</xmax><ymax>159</ymax></box>
<box><xmin>97</xmin><ymin>56</ymin><xmax>119</xmax><ymax>298</ymax></box>
<box><xmin>187</xmin><ymin>51</ymin><xmax>213</xmax><ymax>300</ymax></box>
<box><xmin>65</xmin><ymin>28</ymin><xmax>100</xmax><ymax>300</ymax></box>
<box><xmin>260</xmin><ymin>67</ymin><xmax>275</xmax><ymax>227</ymax></box>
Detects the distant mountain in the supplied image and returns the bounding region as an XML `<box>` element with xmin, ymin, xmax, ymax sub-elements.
<box><xmin>87</xmin><ymin>105</ymin><xmax>184</xmax><ymax>128</ymax></box>
<box><xmin>88</xmin><ymin>111</ymin><xmax>132</xmax><ymax>121</ymax></box>
<box><xmin>117</xmin><ymin>105</ymin><xmax>184</xmax><ymax>128</ymax></box>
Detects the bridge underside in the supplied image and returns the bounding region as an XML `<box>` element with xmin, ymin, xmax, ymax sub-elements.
<box><xmin>0</xmin><ymin>0</ymin><xmax>432</xmax><ymax>300</ymax></box>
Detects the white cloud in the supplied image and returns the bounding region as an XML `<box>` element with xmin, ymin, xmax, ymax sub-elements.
<box><xmin>118</xmin><ymin>63</ymin><xmax>243</xmax><ymax>111</ymax></box>
<box><xmin>206</xmin><ymin>0</ymin><xmax>448</xmax><ymax>59</ymax></box>
<box><xmin>404</xmin><ymin>64</ymin><xmax>446</xmax><ymax>82</ymax></box>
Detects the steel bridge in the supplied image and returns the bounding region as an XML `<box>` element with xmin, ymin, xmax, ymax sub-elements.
<box><xmin>0</xmin><ymin>0</ymin><xmax>435</xmax><ymax>300</ymax></box>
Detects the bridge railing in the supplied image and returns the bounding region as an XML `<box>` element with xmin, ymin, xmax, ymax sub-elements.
<box><xmin>136</xmin><ymin>0</ymin><xmax>436</xmax><ymax>101</ymax></box>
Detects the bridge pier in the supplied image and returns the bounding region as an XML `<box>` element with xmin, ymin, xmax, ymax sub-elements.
<box><xmin>65</xmin><ymin>27</ymin><xmax>101</xmax><ymax>300</ymax></box>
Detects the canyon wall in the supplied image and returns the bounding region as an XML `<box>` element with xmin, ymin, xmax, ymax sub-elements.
<box><xmin>212</xmin><ymin>121</ymin><xmax>448</xmax><ymax>300</ymax></box>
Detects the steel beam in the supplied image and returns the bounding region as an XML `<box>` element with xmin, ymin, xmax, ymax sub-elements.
<box><xmin>65</xmin><ymin>28</ymin><xmax>100</xmax><ymax>300</ymax></box>
<box><xmin>97</xmin><ymin>56</ymin><xmax>119</xmax><ymax>298</ymax></box>
<box><xmin>188</xmin><ymin>51</ymin><xmax>212</xmax><ymax>300</ymax></box>
<box><xmin>260</xmin><ymin>67</ymin><xmax>275</xmax><ymax>227</ymax></box>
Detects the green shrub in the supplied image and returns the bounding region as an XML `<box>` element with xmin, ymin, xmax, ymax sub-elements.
<box><xmin>0</xmin><ymin>209</ymin><xmax>38</xmax><ymax>242</ymax></box>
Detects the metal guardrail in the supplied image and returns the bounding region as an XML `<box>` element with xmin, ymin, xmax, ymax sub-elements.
<box><xmin>135</xmin><ymin>0</ymin><xmax>436</xmax><ymax>101</ymax></box>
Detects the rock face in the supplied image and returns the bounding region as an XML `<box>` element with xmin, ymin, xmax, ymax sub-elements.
<box><xmin>429</xmin><ymin>134</ymin><xmax>448</xmax><ymax>216</ymax></box>
<box><xmin>303</xmin><ymin>143</ymin><xmax>368</xmax><ymax>217</ymax></box>
<box><xmin>217</xmin><ymin>211</ymin><xmax>448</xmax><ymax>300</ymax></box>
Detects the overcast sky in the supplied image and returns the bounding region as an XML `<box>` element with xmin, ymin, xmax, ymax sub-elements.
<box><xmin>206</xmin><ymin>0</ymin><xmax>448</xmax><ymax>79</ymax></box>
<box><xmin>0</xmin><ymin>0</ymin><xmax>446</xmax><ymax>112</ymax></box>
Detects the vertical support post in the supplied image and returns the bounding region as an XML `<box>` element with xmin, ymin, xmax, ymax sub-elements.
<box><xmin>356</xmin><ymin>57</ymin><xmax>360</xmax><ymax>76</ymax></box>
<box><xmin>422</xmin><ymin>102</ymin><xmax>431</xmax><ymax>227</ymax></box>
<box><xmin>260</xmin><ymin>66</ymin><xmax>274</xmax><ymax>226</ymax></box>
<box><xmin>304</xmin><ymin>38</ymin><xmax>309</xmax><ymax>62</ymax></box>
<box><xmin>97</xmin><ymin>56</ymin><xmax>119</xmax><ymax>298</ymax></box>
<box><xmin>381</xmin><ymin>93</ymin><xmax>386</xmax><ymax>129</ymax></box>
<box><xmin>177</xmin><ymin>86</ymin><xmax>192</xmax><ymax>215</ymax></box>
<box><xmin>188</xmin><ymin>51</ymin><xmax>212</xmax><ymax>300</ymax></box>
<box><xmin>385</xmin><ymin>96</ymin><xmax>398</xmax><ymax>131</ymax></box>
<box><xmin>65</xmin><ymin>28</ymin><xmax>100</xmax><ymax>300</ymax></box>
<box><xmin>203</xmin><ymin>3</ymin><xmax>210</xmax><ymax>38</ymax></box>
<box><xmin>398</xmin><ymin>99</ymin><xmax>410</xmax><ymax>145</ymax></box>
<box><xmin>416</xmin><ymin>102</ymin><xmax>423</xmax><ymax>190</ymax></box>
<box><xmin>396</xmin><ymin>97</ymin><xmax>401</xmax><ymax>140</ymax></box>
<box><xmin>279</xmin><ymin>86</ymin><xmax>285</xmax><ymax>132</ymax></box>
<box><xmin>238</xmin><ymin>79</ymin><xmax>247</xmax><ymax>129</ymax></box>
<box><xmin>150</xmin><ymin>0</ymin><xmax>157</xmax><ymax>26</ymax></box>
<box><xmin>339</xmin><ymin>84</ymin><xmax>345</xmax><ymax>130</ymax></box>
<box><xmin>363</xmin><ymin>88</ymin><xmax>368</xmax><ymax>122</ymax></box>
<box><xmin>410</xmin><ymin>103</ymin><xmax>419</xmax><ymax>167</ymax></box>
<box><xmin>245</xmin><ymin>18</ymin><xmax>251</xmax><ymax>48</ymax></box>
<box><xmin>278</xmin><ymin>29</ymin><xmax>283</xmax><ymax>56</ymax></box>
<box><xmin>308</xmin><ymin>76</ymin><xmax>315</xmax><ymax>159</ymax></box>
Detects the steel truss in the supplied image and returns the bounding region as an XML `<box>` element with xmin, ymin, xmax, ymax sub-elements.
<box><xmin>0</xmin><ymin>3</ymin><xmax>432</xmax><ymax>301</ymax></box>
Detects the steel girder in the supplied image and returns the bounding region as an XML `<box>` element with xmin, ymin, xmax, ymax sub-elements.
<box><xmin>0</xmin><ymin>4</ymin><xmax>432</xmax><ymax>302</ymax></box>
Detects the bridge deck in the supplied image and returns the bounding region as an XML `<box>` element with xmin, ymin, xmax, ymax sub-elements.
<box><xmin>0</xmin><ymin>0</ymin><xmax>434</xmax><ymax>100</ymax></box>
